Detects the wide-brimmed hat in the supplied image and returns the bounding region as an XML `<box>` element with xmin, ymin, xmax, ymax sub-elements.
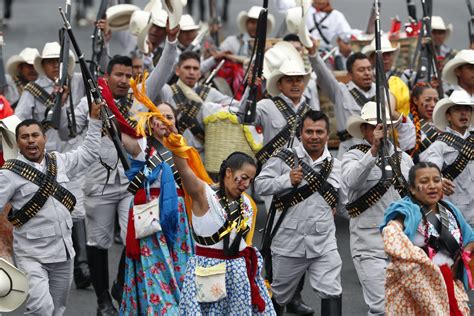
<box><xmin>179</xmin><ymin>14</ymin><xmax>200</xmax><ymax>31</ymax></box>
<box><xmin>106</xmin><ymin>4</ymin><xmax>140</xmax><ymax>31</ymax></box>
<box><xmin>431</xmin><ymin>16</ymin><xmax>452</xmax><ymax>41</ymax></box>
<box><xmin>346</xmin><ymin>101</ymin><xmax>401</xmax><ymax>139</ymax></box>
<box><xmin>33</xmin><ymin>42</ymin><xmax>76</xmax><ymax>77</ymax></box>
<box><xmin>144</xmin><ymin>0</ymin><xmax>160</xmax><ymax>12</ymax></box>
<box><xmin>286</xmin><ymin>3</ymin><xmax>313</xmax><ymax>48</ymax></box>
<box><xmin>129</xmin><ymin>10</ymin><xmax>152</xmax><ymax>54</ymax></box>
<box><xmin>361</xmin><ymin>35</ymin><xmax>400</xmax><ymax>56</ymax></box>
<box><xmin>6</xmin><ymin>48</ymin><xmax>40</xmax><ymax>78</ymax></box>
<box><xmin>237</xmin><ymin>6</ymin><xmax>275</xmax><ymax>35</ymax></box>
<box><xmin>442</xmin><ymin>49</ymin><xmax>474</xmax><ymax>85</ymax></box>
<box><xmin>162</xmin><ymin>0</ymin><xmax>183</xmax><ymax>29</ymax></box>
<box><xmin>0</xmin><ymin>115</ymin><xmax>21</xmax><ymax>161</ymax></box>
<box><xmin>266</xmin><ymin>59</ymin><xmax>310</xmax><ymax>97</ymax></box>
<box><xmin>263</xmin><ymin>41</ymin><xmax>304</xmax><ymax>79</ymax></box>
<box><xmin>150</xmin><ymin>7</ymin><xmax>167</xmax><ymax>28</ymax></box>
<box><xmin>0</xmin><ymin>258</ymin><xmax>28</xmax><ymax>313</ymax></box>
<box><xmin>432</xmin><ymin>90</ymin><xmax>474</xmax><ymax>131</ymax></box>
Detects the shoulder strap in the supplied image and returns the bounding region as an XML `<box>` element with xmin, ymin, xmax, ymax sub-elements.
<box><xmin>419</xmin><ymin>119</ymin><xmax>439</xmax><ymax>152</ymax></box>
<box><xmin>349</xmin><ymin>88</ymin><xmax>375</xmax><ymax>108</ymax></box>
<box><xmin>24</xmin><ymin>82</ymin><xmax>55</xmax><ymax>109</ymax></box>
<box><xmin>127</xmin><ymin>138</ymin><xmax>182</xmax><ymax>194</ymax></box>
<box><xmin>117</xmin><ymin>93</ymin><xmax>137</xmax><ymax>129</ymax></box>
<box><xmin>3</xmin><ymin>153</ymin><xmax>76</xmax><ymax>227</ymax></box>
<box><xmin>309</xmin><ymin>12</ymin><xmax>332</xmax><ymax>44</ymax></box>
<box><xmin>196</xmin><ymin>84</ymin><xmax>211</xmax><ymax>101</ymax></box>
<box><xmin>348</xmin><ymin>143</ymin><xmax>371</xmax><ymax>153</ymax></box>
<box><xmin>438</xmin><ymin>132</ymin><xmax>474</xmax><ymax>181</ymax></box>
<box><xmin>255</xmin><ymin>100</ymin><xmax>310</xmax><ymax>165</ymax></box>
<box><xmin>171</xmin><ymin>84</ymin><xmax>205</xmax><ymax>140</ymax></box>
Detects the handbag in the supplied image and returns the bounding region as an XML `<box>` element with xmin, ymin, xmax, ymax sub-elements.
<box><xmin>195</xmin><ymin>262</ymin><xmax>227</xmax><ymax>303</ymax></box>
<box><xmin>133</xmin><ymin>198</ymin><xmax>161</xmax><ymax>239</ymax></box>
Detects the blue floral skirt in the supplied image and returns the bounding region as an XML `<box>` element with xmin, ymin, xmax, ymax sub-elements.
<box><xmin>120</xmin><ymin>195</ymin><xmax>194</xmax><ymax>315</ymax></box>
<box><xmin>179</xmin><ymin>248</ymin><xmax>275</xmax><ymax>315</ymax></box>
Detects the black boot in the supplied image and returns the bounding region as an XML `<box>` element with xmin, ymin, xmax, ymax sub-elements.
<box><xmin>272</xmin><ymin>298</ymin><xmax>285</xmax><ymax>316</ymax></box>
<box><xmin>72</xmin><ymin>218</ymin><xmax>91</xmax><ymax>289</ymax></box>
<box><xmin>111</xmin><ymin>248</ymin><xmax>126</xmax><ymax>304</ymax></box>
<box><xmin>286</xmin><ymin>274</ymin><xmax>314</xmax><ymax>315</ymax></box>
<box><xmin>86</xmin><ymin>246</ymin><xmax>118</xmax><ymax>316</ymax></box>
<box><xmin>321</xmin><ymin>296</ymin><xmax>342</xmax><ymax>316</ymax></box>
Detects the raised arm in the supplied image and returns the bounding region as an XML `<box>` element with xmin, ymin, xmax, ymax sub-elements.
<box><xmin>254</xmin><ymin>157</ymin><xmax>293</xmax><ymax>196</ymax></box>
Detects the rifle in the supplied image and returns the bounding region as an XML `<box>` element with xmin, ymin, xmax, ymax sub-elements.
<box><xmin>365</xmin><ymin>2</ymin><xmax>377</xmax><ymax>34</ymax></box>
<box><xmin>90</xmin><ymin>0</ymin><xmax>109</xmax><ymax>80</ymax></box>
<box><xmin>242</xmin><ymin>0</ymin><xmax>269</xmax><ymax>124</ymax></box>
<box><xmin>374</xmin><ymin>0</ymin><xmax>393</xmax><ymax>182</ymax></box>
<box><xmin>411</xmin><ymin>0</ymin><xmax>444</xmax><ymax>96</ymax></box>
<box><xmin>59</xmin><ymin>6</ymin><xmax>130</xmax><ymax>171</ymax></box>
<box><xmin>208</xmin><ymin>0</ymin><xmax>220</xmax><ymax>46</ymax></box>
<box><xmin>406</xmin><ymin>0</ymin><xmax>417</xmax><ymax>21</ymax></box>
<box><xmin>204</xmin><ymin>59</ymin><xmax>225</xmax><ymax>85</ymax></box>
<box><xmin>50</xmin><ymin>0</ymin><xmax>77</xmax><ymax>137</ymax></box>
<box><xmin>467</xmin><ymin>0</ymin><xmax>474</xmax><ymax>44</ymax></box>
<box><xmin>0</xmin><ymin>13</ymin><xmax>7</xmax><ymax>95</ymax></box>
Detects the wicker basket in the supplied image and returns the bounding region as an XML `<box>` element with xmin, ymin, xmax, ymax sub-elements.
<box><xmin>204</xmin><ymin>112</ymin><xmax>261</xmax><ymax>174</ymax></box>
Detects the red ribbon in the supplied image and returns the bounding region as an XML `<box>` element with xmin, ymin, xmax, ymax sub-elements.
<box><xmin>439</xmin><ymin>264</ymin><xmax>463</xmax><ymax>316</ymax></box>
<box><xmin>461</xmin><ymin>250</ymin><xmax>473</xmax><ymax>289</ymax></box>
<box><xmin>97</xmin><ymin>77</ymin><xmax>141</xmax><ymax>139</ymax></box>
<box><xmin>196</xmin><ymin>246</ymin><xmax>266</xmax><ymax>312</ymax></box>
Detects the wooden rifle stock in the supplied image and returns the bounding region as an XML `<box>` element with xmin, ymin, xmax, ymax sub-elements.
<box><xmin>59</xmin><ymin>7</ymin><xmax>130</xmax><ymax>171</ymax></box>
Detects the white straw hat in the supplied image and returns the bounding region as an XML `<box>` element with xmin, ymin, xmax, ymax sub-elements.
<box><xmin>432</xmin><ymin>90</ymin><xmax>474</xmax><ymax>131</ymax></box>
<box><xmin>33</xmin><ymin>42</ymin><xmax>76</xmax><ymax>77</ymax></box>
<box><xmin>129</xmin><ymin>10</ymin><xmax>152</xmax><ymax>54</ymax></box>
<box><xmin>266</xmin><ymin>59</ymin><xmax>310</xmax><ymax>97</ymax></box>
<box><xmin>286</xmin><ymin>4</ymin><xmax>313</xmax><ymax>48</ymax></box>
<box><xmin>0</xmin><ymin>115</ymin><xmax>21</xmax><ymax>161</ymax></box>
<box><xmin>0</xmin><ymin>258</ymin><xmax>28</xmax><ymax>313</ymax></box>
<box><xmin>6</xmin><ymin>48</ymin><xmax>40</xmax><ymax>78</ymax></box>
<box><xmin>179</xmin><ymin>14</ymin><xmax>200</xmax><ymax>31</ymax></box>
<box><xmin>431</xmin><ymin>16</ymin><xmax>452</xmax><ymax>41</ymax></box>
<box><xmin>346</xmin><ymin>101</ymin><xmax>401</xmax><ymax>139</ymax></box>
<box><xmin>442</xmin><ymin>49</ymin><xmax>474</xmax><ymax>85</ymax></box>
<box><xmin>106</xmin><ymin>4</ymin><xmax>140</xmax><ymax>31</ymax></box>
<box><xmin>263</xmin><ymin>41</ymin><xmax>304</xmax><ymax>79</ymax></box>
<box><xmin>150</xmin><ymin>8</ymin><xmax>167</xmax><ymax>28</ymax></box>
<box><xmin>162</xmin><ymin>0</ymin><xmax>183</xmax><ymax>29</ymax></box>
<box><xmin>237</xmin><ymin>6</ymin><xmax>275</xmax><ymax>35</ymax></box>
<box><xmin>361</xmin><ymin>35</ymin><xmax>399</xmax><ymax>56</ymax></box>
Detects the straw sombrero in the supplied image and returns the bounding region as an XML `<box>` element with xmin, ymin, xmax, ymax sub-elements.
<box><xmin>33</xmin><ymin>42</ymin><xmax>76</xmax><ymax>77</ymax></box>
<box><xmin>6</xmin><ymin>48</ymin><xmax>39</xmax><ymax>78</ymax></box>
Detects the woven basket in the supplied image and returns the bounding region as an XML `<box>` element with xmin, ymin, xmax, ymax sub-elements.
<box><xmin>204</xmin><ymin>113</ymin><xmax>260</xmax><ymax>174</ymax></box>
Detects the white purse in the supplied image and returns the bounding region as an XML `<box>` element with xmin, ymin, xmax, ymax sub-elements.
<box><xmin>133</xmin><ymin>198</ymin><xmax>161</xmax><ymax>239</ymax></box>
<box><xmin>195</xmin><ymin>262</ymin><xmax>227</xmax><ymax>303</ymax></box>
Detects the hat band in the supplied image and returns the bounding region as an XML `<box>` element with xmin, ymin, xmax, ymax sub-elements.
<box><xmin>0</xmin><ymin>268</ymin><xmax>13</xmax><ymax>298</ymax></box>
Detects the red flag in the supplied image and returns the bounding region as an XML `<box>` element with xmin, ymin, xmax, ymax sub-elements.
<box><xmin>97</xmin><ymin>77</ymin><xmax>141</xmax><ymax>139</ymax></box>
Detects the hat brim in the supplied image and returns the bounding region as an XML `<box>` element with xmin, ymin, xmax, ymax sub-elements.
<box><xmin>0</xmin><ymin>258</ymin><xmax>28</xmax><ymax>313</ymax></box>
<box><xmin>163</xmin><ymin>0</ymin><xmax>182</xmax><ymax>29</ymax></box>
<box><xmin>442</xmin><ymin>57</ymin><xmax>474</xmax><ymax>85</ymax></box>
<box><xmin>238</xmin><ymin>11</ymin><xmax>274</xmax><ymax>36</ymax></box>
<box><xmin>33</xmin><ymin>52</ymin><xmax>75</xmax><ymax>77</ymax></box>
<box><xmin>346</xmin><ymin>114</ymin><xmax>402</xmax><ymax>139</ymax></box>
<box><xmin>266</xmin><ymin>70</ymin><xmax>310</xmax><ymax>97</ymax></box>
<box><xmin>0</xmin><ymin>115</ymin><xmax>21</xmax><ymax>161</ymax></box>
<box><xmin>432</xmin><ymin>98</ymin><xmax>474</xmax><ymax>131</ymax></box>
<box><xmin>6</xmin><ymin>56</ymin><xmax>27</xmax><ymax>78</ymax></box>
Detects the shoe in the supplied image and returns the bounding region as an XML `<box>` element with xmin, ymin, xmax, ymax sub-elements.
<box><xmin>72</xmin><ymin>219</ymin><xmax>91</xmax><ymax>289</ymax></box>
<box><xmin>97</xmin><ymin>291</ymin><xmax>118</xmax><ymax>316</ymax></box>
<box><xmin>321</xmin><ymin>296</ymin><xmax>342</xmax><ymax>316</ymax></box>
<box><xmin>271</xmin><ymin>298</ymin><xmax>285</xmax><ymax>316</ymax></box>
<box><xmin>286</xmin><ymin>292</ymin><xmax>314</xmax><ymax>315</ymax></box>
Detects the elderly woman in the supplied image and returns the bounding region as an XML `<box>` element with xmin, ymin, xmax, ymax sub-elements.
<box><xmin>381</xmin><ymin>162</ymin><xmax>474</xmax><ymax>315</ymax></box>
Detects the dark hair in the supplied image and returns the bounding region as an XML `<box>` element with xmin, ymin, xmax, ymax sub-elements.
<box><xmin>15</xmin><ymin>119</ymin><xmax>44</xmax><ymax>140</ymax></box>
<box><xmin>409</xmin><ymin>82</ymin><xmax>435</xmax><ymax>157</ymax></box>
<box><xmin>346</xmin><ymin>52</ymin><xmax>369</xmax><ymax>73</ymax></box>
<box><xmin>283</xmin><ymin>33</ymin><xmax>301</xmax><ymax>43</ymax></box>
<box><xmin>107</xmin><ymin>55</ymin><xmax>133</xmax><ymax>74</ymax></box>
<box><xmin>218</xmin><ymin>152</ymin><xmax>257</xmax><ymax>189</ymax></box>
<box><xmin>299</xmin><ymin>110</ymin><xmax>330</xmax><ymax>132</ymax></box>
<box><xmin>408</xmin><ymin>162</ymin><xmax>441</xmax><ymax>188</ymax></box>
<box><xmin>177</xmin><ymin>51</ymin><xmax>201</xmax><ymax>67</ymax></box>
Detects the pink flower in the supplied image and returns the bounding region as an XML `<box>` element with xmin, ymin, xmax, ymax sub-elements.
<box><xmin>160</xmin><ymin>281</ymin><xmax>172</xmax><ymax>294</ymax></box>
<box><xmin>141</xmin><ymin>245</ymin><xmax>151</xmax><ymax>257</ymax></box>
<box><xmin>155</xmin><ymin>261</ymin><xmax>166</xmax><ymax>271</ymax></box>
<box><xmin>147</xmin><ymin>278</ymin><xmax>154</xmax><ymax>287</ymax></box>
<box><xmin>150</xmin><ymin>266</ymin><xmax>159</xmax><ymax>275</ymax></box>
<box><xmin>181</xmin><ymin>242</ymin><xmax>189</xmax><ymax>253</ymax></box>
<box><xmin>159</xmin><ymin>234</ymin><xmax>167</xmax><ymax>245</ymax></box>
<box><xmin>150</xmin><ymin>293</ymin><xmax>161</xmax><ymax>305</ymax></box>
<box><xmin>174</xmin><ymin>265</ymin><xmax>181</xmax><ymax>272</ymax></box>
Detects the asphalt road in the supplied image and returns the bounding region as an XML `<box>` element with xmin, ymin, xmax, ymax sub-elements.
<box><xmin>2</xmin><ymin>0</ymin><xmax>473</xmax><ymax>315</ymax></box>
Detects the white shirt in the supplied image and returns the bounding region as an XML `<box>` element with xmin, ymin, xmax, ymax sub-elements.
<box><xmin>305</xmin><ymin>7</ymin><xmax>351</xmax><ymax>50</ymax></box>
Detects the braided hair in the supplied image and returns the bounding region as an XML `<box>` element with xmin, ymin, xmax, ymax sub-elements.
<box><xmin>218</xmin><ymin>152</ymin><xmax>257</xmax><ymax>191</ymax></box>
<box><xmin>409</xmin><ymin>82</ymin><xmax>433</xmax><ymax>157</ymax></box>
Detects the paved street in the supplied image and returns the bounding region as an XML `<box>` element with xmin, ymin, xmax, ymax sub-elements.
<box><xmin>2</xmin><ymin>0</ymin><xmax>473</xmax><ymax>315</ymax></box>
